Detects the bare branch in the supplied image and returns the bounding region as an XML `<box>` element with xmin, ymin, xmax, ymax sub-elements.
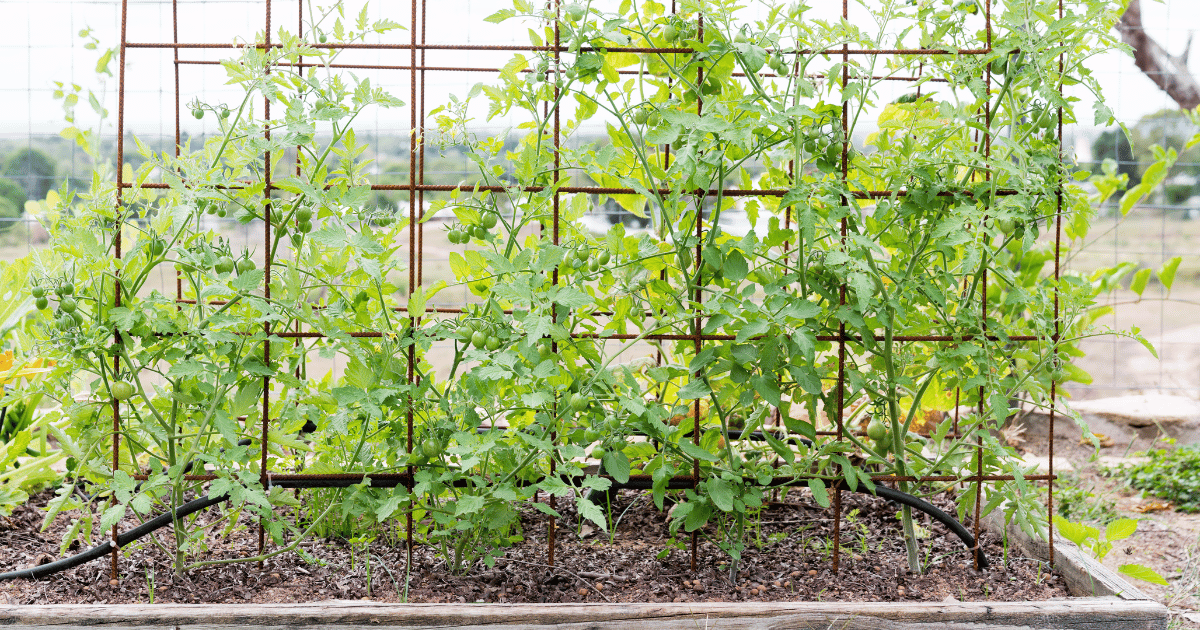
<box><xmin>1116</xmin><ymin>0</ymin><xmax>1200</xmax><ymax>110</ymax></box>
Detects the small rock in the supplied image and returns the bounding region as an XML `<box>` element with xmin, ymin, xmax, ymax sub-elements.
<box><xmin>943</xmin><ymin>594</ymin><xmax>959</xmax><ymax>603</ymax></box>
<box><xmin>578</xmin><ymin>588</ymin><xmax>589</xmax><ymax>596</ymax></box>
<box><xmin>808</xmin><ymin>569</ymin><xmax>818</xmax><ymax>576</ymax></box>
<box><xmin>594</xmin><ymin>582</ymin><xmax>604</xmax><ymax>591</ymax></box>
<box><xmin>109</xmin><ymin>579</ymin><xmax>118</xmax><ymax>587</ymax></box>
<box><xmin>790</xmin><ymin>570</ymin><xmax>801</xmax><ymax>577</ymax></box>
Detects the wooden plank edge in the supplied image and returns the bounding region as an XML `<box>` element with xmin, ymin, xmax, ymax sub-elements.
<box><xmin>0</xmin><ymin>598</ymin><xmax>1170</xmax><ymax>630</ymax></box>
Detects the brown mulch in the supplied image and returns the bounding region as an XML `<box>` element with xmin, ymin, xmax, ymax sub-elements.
<box><xmin>0</xmin><ymin>488</ymin><xmax>1068</xmax><ymax>605</ymax></box>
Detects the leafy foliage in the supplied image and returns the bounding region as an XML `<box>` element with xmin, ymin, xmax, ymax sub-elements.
<box><xmin>1117</xmin><ymin>443</ymin><xmax>1200</xmax><ymax>513</ymax></box>
<box><xmin>5</xmin><ymin>0</ymin><xmax>1142</xmax><ymax>578</ymax></box>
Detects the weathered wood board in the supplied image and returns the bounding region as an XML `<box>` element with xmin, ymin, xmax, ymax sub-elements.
<box><xmin>0</xmin><ymin>598</ymin><xmax>1172</xmax><ymax>630</ymax></box>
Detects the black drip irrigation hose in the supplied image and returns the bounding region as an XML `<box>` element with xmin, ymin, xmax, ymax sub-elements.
<box><xmin>0</xmin><ymin>475</ymin><xmax>986</xmax><ymax>581</ymax></box>
<box><xmin>0</xmin><ymin>493</ymin><xmax>229</xmax><ymax>581</ymax></box>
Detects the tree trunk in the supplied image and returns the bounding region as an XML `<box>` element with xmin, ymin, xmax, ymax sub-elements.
<box><xmin>1116</xmin><ymin>0</ymin><xmax>1200</xmax><ymax>110</ymax></box>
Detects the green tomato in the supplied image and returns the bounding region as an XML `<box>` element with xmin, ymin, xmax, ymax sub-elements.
<box><xmin>215</xmin><ymin>256</ymin><xmax>236</xmax><ymax>275</ymax></box>
<box><xmin>587</xmin><ymin>259</ymin><xmax>600</xmax><ymax>273</ymax></box>
<box><xmin>297</xmin><ymin>219</ymin><xmax>313</xmax><ymax>233</ymax></box>
<box><xmin>319</xmin><ymin>33</ymin><xmax>328</xmax><ymax>44</ymax></box>
<box><xmin>60</xmin><ymin>283</ymin><xmax>74</xmax><ymax>296</ymax></box>
<box><xmin>471</xmin><ymin>224</ymin><xmax>488</xmax><ymax>240</ymax></box>
<box><xmin>485</xmin><ymin>335</ymin><xmax>502</xmax><ymax>351</ymax></box>
<box><xmin>596</xmin><ymin>250</ymin><xmax>611</xmax><ymax>266</ymax></box>
<box><xmin>471</xmin><ymin>330</ymin><xmax>488</xmax><ymax>348</ymax></box>
<box><xmin>632</xmin><ymin>108</ymin><xmax>650</xmax><ymax>125</ymax></box>
<box><xmin>35</xmin><ymin>296</ymin><xmax>48</xmax><ymax>310</ymax></box>
<box><xmin>569</xmin><ymin>392</ymin><xmax>588</xmax><ymax>412</ymax></box>
<box><xmin>111</xmin><ymin>380</ymin><xmax>136</xmax><ymax>401</ymax></box>
<box><xmin>421</xmin><ymin>438</ymin><xmax>442</xmax><ymax>459</ymax></box>
<box><xmin>866</xmin><ymin>418</ymin><xmax>888</xmax><ymax>442</ymax></box>
<box><xmin>996</xmin><ymin>217</ymin><xmax>1017</xmax><ymax>233</ymax></box>
<box><xmin>192</xmin><ymin>108</ymin><xmax>204</xmax><ymax>120</ymax></box>
<box><xmin>149</xmin><ymin>239</ymin><xmax>166</xmax><ymax>257</ymax></box>
<box><xmin>296</xmin><ymin>206</ymin><xmax>313</xmax><ymax>222</ymax></box>
<box><xmin>734</xmin><ymin>31</ymin><xmax>748</xmax><ymax>43</ymax></box>
<box><xmin>480</xmin><ymin>213</ymin><xmax>498</xmax><ymax>229</ymax></box>
<box><xmin>59</xmin><ymin>297</ymin><xmax>77</xmax><ymax>314</ymax></box>
<box><xmin>583</xmin><ymin>429</ymin><xmax>600</xmax><ymax>443</ymax></box>
<box><xmin>663</xmin><ymin>24</ymin><xmax>678</xmax><ymax>42</ymax></box>
<box><xmin>589</xmin><ymin>445</ymin><xmax>606</xmax><ymax>460</ymax></box>
<box><xmin>236</xmin><ymin>258</ymin><xmax>256</xmax><ymax>274</ymax></box>
<box><xmin>31</xmin><ymin>286</ymin><xmax>45</xmax><ymax>299</ymax></box>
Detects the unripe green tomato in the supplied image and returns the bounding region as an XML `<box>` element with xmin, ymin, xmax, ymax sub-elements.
<box><xmin>193</xmin><ymin>108</ymin><xmax>204</xmax><ymax>120</ymax></box>
<box><xmin>150</xmin><ymin>239</ymin><xmax>166</xmax><ymax>257</ymax></box>
<box><xmin>632</xmin><ymin>108</ymin><xmax>650</xmax><ymax>125</ymax></box>
<box><xmin>35</xmin><ymin>297</ymin><xmax>49</xmax><ymax>310</ymax></box>
<box><xmin>421</xmin><ymin>438</ymin><xmax>442</xmax><ymax>459</ymax></box>
<box><xmin>59</xmin><ymin>297</ymin><xmax>77</xmax><ymax>314</ymax></box>
<box><xmin>458</xmin><ymin>322</ymin><xmax>476</xmax><ymax>339</ymax></box>
<box><xmin>663</xmin><ymin>24</ymin><xmax>678</xmax><ymax>42</ymax></box>
<box><xmin>215</xmin><ymin>256</ymin><xmax>236</xmax><ymax>275</ymax></box>
<box><xmin>574</xmin><ymin>244</ymin><xmax>590</xmax><ymax>262</ymax></box>
<box><xmin>31</xmin><ymin>286</ymin><xmax>45</xmax><ymax>299</ymax></box>
<box><xmin>648</xmin><ymin>111</ymin><xmax>662</xmax><ymax>126</ymax></box>
<box><xmin>569</xmin><ymin>392</ymin><xmax>588</xmax><ymax>412</ymax></box>
<box><xmin>472</xmin><ymin>224</ymin><xmax>488</xmax><ymax>240</ymax></box>
<box><xmin>1051</xmin><ymin>368</ymin><xmax>1066</xmax><ymax>382</ymax></box>
<box><xmin>296</xmin><ymin>206</ymin><xmax>313</xmax><ymax>222</ymax></box>
<box><xmin>111</xmin><ymin>380</ymin><xmax>136</xmax><ymax>401</ymax></box>
<box><xmin>485</xmin><ymin>335</ymin><xmax>501</xmax><ymax>351</ymax></box>
<box><xmin>588</xmin><ymin>259</ymin><xmax>600</xmax><ymax>273</ymax></box>
<box><xmin>996</xmin><ymin>217</ymin><xmax>1016</xmax><ymax>233</ymax></box>
<box><xmin>219</xmin><ymin>107</ymin><xmax>231</xmax><ymax>119</ymax></box>
<box><xmin>216</xmin><ymin>207</ymin><xmax>227</xmax><ymax>218</ymax></box>
<box><xmin>297</xmin><ymin>219</ymin><xmax>313</xmax><ymax>233</ymax></box>
<box><xmin>290</xmin><ymin>233</ymin><xmax>304</xmax><ymax>247</ymax></box>
<box><xmin>584</xmin><ymin>428</ymin><xmax>600</xmax><ymax>443</ymax></box>
<box><xmin>596</xmin><ymin>250</ymin><xmax>611</xmax><ymax>266</ymax></box>
<box><xmin>60</xmin><ymin>283</ymin><xmax>74</xmax><ymax>296</ymax></box>
<box><xmin>480</xmin><ymin>212</ymin><xmax>498</xmax><ymax>229</ymax></box>
<box><xmin>447</xmin><ymin>229</ymin><xmax>462</xmax><ymax>244</ymax></box>
<box><xmin>471</xmin><ymin>330</ymin><xmax>487</xmax><ymax>348</ymax></box>
<box><xmin>734</xmin><ymin>31</ymin><xmax>749</xmax><ymax>43</ymax></box>
<box><xmin>866</xmin><ymin>418</ymin><xmax>888</xmax><ymax>441</ymax></box>
<box><xmin>236</xmin><ymin>258</ymin><xmax>256</xmax><ymax>274</ymax></box>
<box><xmin>989</xmin><ymin>58</ymin><xmax>1007</xmax><ymax>75</ymax></box>
<box><xmin>319</xmin><ymin>33</ymin><xmax>328</xmax><ymax>43</ymax></box>
<box><xmin>589</xmin><ymin>445</ymin><xmax>606</xmax><ymax>459</ymax></box>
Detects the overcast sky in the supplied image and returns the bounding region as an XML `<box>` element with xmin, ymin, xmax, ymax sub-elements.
<box><xmin>1</xmin><ymin>0</ymin><xmax>1197</xmax><ymax>151</ymax></box>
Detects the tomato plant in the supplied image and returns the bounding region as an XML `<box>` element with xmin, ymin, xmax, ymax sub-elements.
<box><xmin>10</xmin><ymin>0</ymin><xmax>1154</xmax><ymax>582</ymax></box>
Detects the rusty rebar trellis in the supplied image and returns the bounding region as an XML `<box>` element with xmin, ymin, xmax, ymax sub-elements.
<box><xmin>105</xmin><ymin>0</ymin><xmax>1065</xmax><ymax>581</ymax></box>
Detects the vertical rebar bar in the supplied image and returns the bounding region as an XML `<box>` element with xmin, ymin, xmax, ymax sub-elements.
<box><xmin>111</xmin><ymin>0</ymin><xmax>131</xmax><ymax>583</ymax></box>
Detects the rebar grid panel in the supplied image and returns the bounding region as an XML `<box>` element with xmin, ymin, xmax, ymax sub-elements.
<box><xmin>105</xmin><ymin>0</ymin><xmax>1066</xmax><ymax>579</ymax></box>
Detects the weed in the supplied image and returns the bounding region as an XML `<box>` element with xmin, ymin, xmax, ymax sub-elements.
<box><xmin>1114</xmin><ymin>442</ymin><xmax>1200</xmax><ymax>512</ymax></box>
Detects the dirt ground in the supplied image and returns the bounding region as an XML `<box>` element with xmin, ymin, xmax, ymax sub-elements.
<box><xmin>0</xmin><ymin>484</ymin><xmax>1068</xmax><ymax>607</ymax></box>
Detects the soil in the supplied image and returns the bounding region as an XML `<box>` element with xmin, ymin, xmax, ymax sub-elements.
<box><xmin>0</xmin><ymin>487</ymin><xmax>1066</xmax><ymax>606</ymax></box>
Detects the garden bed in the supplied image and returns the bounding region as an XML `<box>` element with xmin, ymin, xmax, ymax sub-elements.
<box><xmin>0</xmin><ymin>489</ymin><xmax>1169</xmax><ymax>629</ymax></box>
